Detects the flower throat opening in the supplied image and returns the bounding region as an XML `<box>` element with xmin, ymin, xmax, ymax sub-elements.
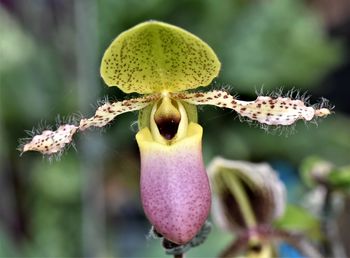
<box><xmin>154</xmin><ymin>97</ymin><xmax>181</xmax><ymax>140</ymax></box>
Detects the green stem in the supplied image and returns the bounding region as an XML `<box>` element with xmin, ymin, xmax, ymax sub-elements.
<box><xmin>321</xmin><ymin>187</ymin><xmax>346</xmax><ymax>258</ymax></box>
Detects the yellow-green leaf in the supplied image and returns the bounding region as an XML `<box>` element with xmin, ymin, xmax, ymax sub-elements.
<box><xmin>274</xmin><ymin>204</ymin><xmax>322</xmax><ymax>241</ymax></box>
<box><xmin>327</xmin><ymin>166</ymin><xmax>350</xmax><ymax>191</ymax></box>
<box><xmin>100</xmin><ymin>21</ymin><xmax>221</xmax><ymax>94</ymax></box>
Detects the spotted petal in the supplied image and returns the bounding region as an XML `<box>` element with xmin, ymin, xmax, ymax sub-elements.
<box><xmin>173</xmin><ymin>90</ymin><xmax>331</xmax><ymax>126</ymax></box>
<box><xmin>20</xmin><ymin>95</ymin><xmax>158</xmax><ymax>155</ymax></box>
<box><xmin>100</xmin><ymin>21</ymin><xmax>221</xmax><ymax>94</ymax></box>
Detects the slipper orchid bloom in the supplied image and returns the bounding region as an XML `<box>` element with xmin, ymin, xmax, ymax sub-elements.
<box><xmin>20</xmin><ymin>21</ymin><xmax>331</xmax><ymax>245</ymax></box>
<box><xmin>208</xmin><ymin>157</ymin><xmax>322</xmax><ymax>258</ymax></box>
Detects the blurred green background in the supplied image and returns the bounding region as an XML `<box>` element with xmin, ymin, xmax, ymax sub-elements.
<box><xmin>0</xmin><ymin>0</ymin><xmax>350</xmax><ymax>257</ymax></box>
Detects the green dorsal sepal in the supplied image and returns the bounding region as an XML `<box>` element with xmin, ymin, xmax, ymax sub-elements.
<box><xmin>100</xmin><ymin>21</ymin><xmax>221</xmax><ymax>94</ymax></box>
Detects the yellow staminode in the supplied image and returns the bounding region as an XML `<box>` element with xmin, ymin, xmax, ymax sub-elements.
<box><xmin>100</xmin><ymin>21</ymin><xmax>221</xmax><ymax>94</ymax></box>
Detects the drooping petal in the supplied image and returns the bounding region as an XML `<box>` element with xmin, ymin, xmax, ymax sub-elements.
<box><xmin>172</xmin><ymin>90</ymin><xmax>331</xmax><ymax>125</ymax></box>
<box><xmin>136</xmin><ymin>122</ymin><xmax>211</xmax><ymax>244</ymax></box>
<box><xmin>207</xmin><ymin>157</ymin><xmax>286</xmax><ymax>232</ymax></box>
<box><xmin>20</xmin><ymin>95</ymin><xmax>158</xmax><ymax>155</ymax></box>
<box><xmin>100</xmin><ymin>21</ymin><xmax>220</xmax><ymax>94</ymax></box>
<box><xmin>21</xmin><ymin>125</ymin><xmax>78</xmax><ymax>155</ymax></box>
<box><xmin>79</xmin><ymin>94</ymin><xmax>159</xmax><ymax>130</ymax></box>
<box><xmin>219</xmin><ymin>225</ymin><xmax>323</xmax><ymax>258</ymax></box>
<box><xmin>265</xmin><ymin>228</ymin><xmax>323</xmax><ymax>258</ymax></box>
<box><xmin>218</xmin><ymin>234</ymin><xmax>249</xmax><ymax>258</ymax></box>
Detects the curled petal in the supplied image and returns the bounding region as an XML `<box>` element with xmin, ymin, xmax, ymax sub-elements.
<box><xmin>20</xmin><ymin>95</ymin><xmax>159</xmax><ymax>155</ymax></box>
<box><xmin>207</xmin><ymin>157</ymin><xmax>286</xmax><ymax>232</ymax></box>
<box><xmin>22</xmin><ymin>125</ymin><xmax>78</xmax><ymax>155</ymax></box>
<box><xmin>172</xmin><ymin>90</ymin><xmax>331</xmax><ymax>125</ymax></box>
<box><xmin>136</xmin><ymin>123</ymin><xmax>211</xmax><ymax>244</ymax></box>
<box><xmin>269</xmin><ymin>228</ymin><xmax>323</xmax><ymax>258</ymax></box>
<box><xmin>79</xmin><ymin>94</ymin><xmax>159</xmax><ymax>130</ymax></box>
<box><xmin>218</xmin><ymin>234</ymin><xmax>249</xmax><ymax>258</ymax></box>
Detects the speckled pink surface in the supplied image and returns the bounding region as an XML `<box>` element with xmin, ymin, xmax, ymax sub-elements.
<box><xmin>139</xmin><ymin>140</ymin><xmax>211</xmax><ymax>244</ymax></box>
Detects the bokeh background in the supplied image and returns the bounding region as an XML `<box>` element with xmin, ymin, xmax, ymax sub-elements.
<box><xmin>0</xmin><ymin>0</ymin><xmax>350</xmax><ymax>257</ymax></box>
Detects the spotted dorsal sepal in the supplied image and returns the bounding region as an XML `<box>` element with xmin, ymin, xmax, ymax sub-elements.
<box><xmin>20</xmin><ymin>94</ymin><xmax>159</xmax><ymax>155</ymax></box>
<box><xmin>100</xmin><ymin>21</ymin><xmax>221</xmax><ymax>94</ymax></box>
<box><xmin>172</xmin><ymin>90</ymin><xmax>331</xmax><ymax>126</ymax></box>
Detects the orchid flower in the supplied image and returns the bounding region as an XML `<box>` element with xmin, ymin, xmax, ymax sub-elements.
<box><xmin>208</xmin><ymin>157</ymin><xmax>323</xmax><ymax>258</ymax></box>
<box><xmin>20</xmin><ymin>21</ymin><xmax>331</xmax><ymax>247</ymax></box>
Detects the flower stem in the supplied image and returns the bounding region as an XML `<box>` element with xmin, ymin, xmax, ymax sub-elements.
<box><xmin>321</xmin><ymin>187</ymin><xmax>347</xmax><ymax>258</ymax></box>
